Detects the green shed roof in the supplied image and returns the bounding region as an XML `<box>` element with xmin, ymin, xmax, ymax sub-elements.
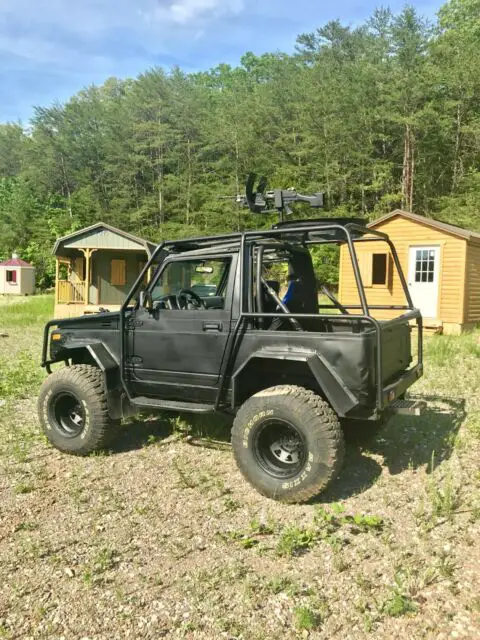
<box><xmin>53</xmin><ymin>222</ymin><xmax>157</xmax><ymax>256</ymax></box>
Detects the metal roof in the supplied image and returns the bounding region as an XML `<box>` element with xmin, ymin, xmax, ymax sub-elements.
<box><xmin>0</xmin><ymin>257</ymin><xmax>34</xmax><ymax>268</ymax></box>
<box><xmin>369</xmin><ymin>209</ymin><xmax>480</xmax><ymax>242</ymax></box>
<box><xmin>52</xmin><ymin>222</ymin><xmax>157</xmax><ymax>255</ymax></box>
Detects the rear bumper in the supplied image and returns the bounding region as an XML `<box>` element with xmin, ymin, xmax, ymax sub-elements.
<box><xmin>382</xmin><ymin>363</ymin><xmax>423</xmax><ymax>408</ymax></box>
<box><xmin>389</xmin><ymin>397</ymin><xmax>426</xmax><ymax>416</ymax></box>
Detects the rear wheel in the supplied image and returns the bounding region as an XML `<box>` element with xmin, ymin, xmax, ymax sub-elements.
<box><xmin>38</xmin><ymin>365</ymin><xmax>119</xmax><ymax>455</ymax></box>
<box><xmin>231</xmin><ymin>385</ymin><xmax>344</xmax><ymax>503</ymax></box>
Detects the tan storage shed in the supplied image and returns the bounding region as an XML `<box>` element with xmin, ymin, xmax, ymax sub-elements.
<box><xmin>338</xmin><ymin>210</ymin><xmax>480</xmax><ymax>334</ymax></box>
<box><xmin>0</xmin><ymin>255</ymin><xmax>35</xmax><ymax>296</ymax></box>
<box><xmin>53</xmin><ymin>222</ymin><xmax>155</xmax><ymax>319</ymax></box>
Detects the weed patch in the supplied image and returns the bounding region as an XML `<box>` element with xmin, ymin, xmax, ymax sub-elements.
<box><xmin>427</xmin><ymin>454</ymin><xmax>461</xmax><ymax>520</ymax></box>
<box><xmin>294</xmin><ymin>605</ymin><xmax>321</xmax><ymax>631</ymax></box>
<box><xmin>276</xmin><ymin>525</ymin><xmax>318</xmax><ymax>556</ymax></box>
<box><xmin>0</xmin><ymin>351</ymin><xmax>45</xmax><ymax>399</ymax></box>
<box><xmin>82</xmin><ymin>546</ymin><xmax>119</xmax><ymax>586</ymax></box>
<box><xmin>173</xmin><ymin>457</ymin><xmax>231</xmax><ymax>498</ymax></box>
<box><xmin>225</xmin><ymin>504</ymin><xmax>385</xmax><ymax>557</ymax></box>
<box><xmin>381</xmin><ymin>568</ymin><xmax>418</xmax><ymax>618</ymax></box>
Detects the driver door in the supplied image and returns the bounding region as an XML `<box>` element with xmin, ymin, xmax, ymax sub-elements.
<box><xmin>126</xmin><ymin>254</ymin><xmax>236</xmax><ymax>403</ymax></box>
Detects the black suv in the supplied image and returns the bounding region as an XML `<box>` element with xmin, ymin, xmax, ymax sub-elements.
<box><xmin>39</xmin><ymin>217</ymin><xmax>424</xmax><ymax>503</ymax></box>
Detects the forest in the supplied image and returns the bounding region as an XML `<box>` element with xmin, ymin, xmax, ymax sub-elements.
<box><xmin>0</xmin><ymin>0</ymin><xmax>479</xmax><ymax>286</ymax></box>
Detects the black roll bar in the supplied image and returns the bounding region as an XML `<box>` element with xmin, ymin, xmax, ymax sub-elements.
<box><xmin>113</xmin><ymin>221</ymin><xmax>421</xmax><ymax>411</ymax></box>
<box><xmin>255</xmin><ymin>245</ymin><xmax>264</xmax><ymax>329</ymax></box>
<box><xmin>119</xmin><ymin>241</ymin><xmax>166</xmax><ymax>401</ymax></box>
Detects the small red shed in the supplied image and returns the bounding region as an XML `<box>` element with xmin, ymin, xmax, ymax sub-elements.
<box><xmin>0</xmin><ymin>254</ymin><xmax>36</xmax><ymax>295</ymax></box>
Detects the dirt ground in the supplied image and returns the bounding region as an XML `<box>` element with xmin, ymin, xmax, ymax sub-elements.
<box><xmin>0</xmin><ymin>307</ymin><xmax>479</xmax><ymax>639</ymax></box>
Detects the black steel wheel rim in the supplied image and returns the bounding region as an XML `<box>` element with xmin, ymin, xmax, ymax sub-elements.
<box><xmin>252</xmin><ymin>418</ymin><xmax>307</xmax><ymax>479</ymax></box>
<box><xmin>52</xmin><ymin>392</ymin><xmax>85</xmax><ymax>438</ymax></box>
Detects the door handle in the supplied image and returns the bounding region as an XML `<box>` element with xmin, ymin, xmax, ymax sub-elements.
<box><xmin>203</xmin><ymin>321</ymin><xmax>222</xmax><ymax>332</ymax></box>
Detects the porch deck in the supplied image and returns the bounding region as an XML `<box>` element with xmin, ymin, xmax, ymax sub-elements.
<box><xmin>54</xmin><ymin>302</ymin><xmax>122</xmax><ymax>319</ymax></box>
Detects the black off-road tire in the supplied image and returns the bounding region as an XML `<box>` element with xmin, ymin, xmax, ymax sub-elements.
<box><xmin>341</xmin><ymin>415</ymin><xmax>389</xmax><ymax>445</ymax></box>
<box><xmin>231</xmin><ymin>385</ymin><xmax>344</xmax><ymax>504</ymax></box>
<box><xmin>38</xmin><ymin>365</ymin><xmax>119</xmax><ymax>455</ymax></box>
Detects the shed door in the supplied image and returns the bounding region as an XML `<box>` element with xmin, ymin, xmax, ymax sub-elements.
<box><xmin>407</xmin><ymin>246</ymin><xmax>440</xmax><ymax>318</ymax></box>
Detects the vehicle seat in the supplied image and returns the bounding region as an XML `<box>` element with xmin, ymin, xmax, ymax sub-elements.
<box><xmin>263</xmin><ymin>280</ymin><xmax>280</xmax><ymax>313</ymax></box>
<box><xmin>272</xmin><ymin>276</ymin><xmax>328</xmax><ymax>332</ymax></box>
<box><xmin>257</xmin><ymin>280</ymin><xmax>280</xmax><ymax>329</ymax></box>
<box><xmin>282</xmin><ymin>278</ymin><xmax>302</xmax><ymax>311</ymax></box>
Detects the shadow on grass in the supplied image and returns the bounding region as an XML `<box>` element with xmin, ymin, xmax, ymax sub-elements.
<box><xmin>372</xmin><ymin>395</ymin><xmax>466</xmax><ymax>476</ymax></box>
<box><xmin>108</xmin><ymin>396</ymin><xmax>465</xmax><ymax>504</ymax></box>
<box><xmin>111</xmin><ymin>414</ymin><xmax>173</xmax><ymax>453</ymax></box>
<box><xmin>321</xmin><ymin>395</ymin><xmax>466</xmax><ymax>502</ymax></box>
<box><xmin>110</xmin><ymin>411</ymin><xmax>233</xmax><ymax>454</ymax></box>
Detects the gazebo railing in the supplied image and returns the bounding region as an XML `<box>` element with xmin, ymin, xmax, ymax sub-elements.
<box><xmin>57</xmin><ymin>280</ymin><xmax>86</xmax><ymax>304</ymax></box>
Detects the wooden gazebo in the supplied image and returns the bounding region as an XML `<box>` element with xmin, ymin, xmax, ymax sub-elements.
<box><xmin>53</xmin><ymin>223</ymin><xmax>156</xmax><ymax>319</ymax></box>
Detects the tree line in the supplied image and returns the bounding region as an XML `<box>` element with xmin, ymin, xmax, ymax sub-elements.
<box><xmin>0</xmin><ymin>0</ymin><xmax>479</xmax><ymax>286</ymax></box>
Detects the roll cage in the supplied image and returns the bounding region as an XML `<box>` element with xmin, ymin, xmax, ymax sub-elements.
<box><xmin>116</xmin><ymin>219</ymin><xmax>423</xmax><ymax>412</ymax></box>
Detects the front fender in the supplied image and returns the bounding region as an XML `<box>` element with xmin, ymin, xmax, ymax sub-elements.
<box><xmin>48</xmin><ymin>340</ymin><xmax>124</xmax><ymax>420</ymax></box>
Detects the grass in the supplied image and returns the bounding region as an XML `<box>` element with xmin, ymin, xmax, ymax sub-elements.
<box><xmin>424</xmin><ymin>330</ymin><xmax>480</xmax><ymax>367</ymax></box>
<box><xmin>0</xmin><ymin>349</ymin><xmax>46</xmax><ymax>399</ymax></box>
<box><xmin>318</xmin><ymin>292</ymin><xmax>341</xmax><ymax>315</ymax></box>
<box><xmin>276</xmin><ymin>525</ymin><xmax>319</xmax><ymax>557</ymax></box>
<box><xmin>0</xmin><ymin>295</ymin><xmax>479</xmax><ymax>639</ymax></box>
<box><xmin>427</xmin><ymin>454</ymin><xmax>461</xmax><ymax>520</ymax></box>
<box><xmin>225</xmin><ymin>505</ymin><xmax>385</xmax><ymax>556</ymax></box>
<box><xmin>0</xmin><ymin>294</ymin><xmax>54</xmax><ymax>329</ymax></box>
<box><xmin>83</xmin><ymin>546</ymin><xmax>119</xmax><ymax>586</ymax></box>
<box><xmin>380</xmin><ymin>569</ymin><xmax>418</xmax><ymax>618</ymax></box>
<box><xmin>0</xmin><ymin>294</ymin><xmax>53</xmax><ymax>399</ymax></box>
<box><xmin>294</xmin><ymin>605</ymin><xmax>322</xmax><ymax>631</ymax></box>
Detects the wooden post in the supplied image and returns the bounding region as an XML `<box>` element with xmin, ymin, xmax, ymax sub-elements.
<box><xmin>54</xmin><ymin>258</ymin><xmax>59</xmax><ymax>304</ymax></box>
<box><xmin>82</xmin><ymin>249</ymin><xmax>91</xmax><ymax>306</ymax></box>
<box><xmin>89</xmin><ymin>249</ymin><xmax>96</xmax><ymax>305</ymax></box>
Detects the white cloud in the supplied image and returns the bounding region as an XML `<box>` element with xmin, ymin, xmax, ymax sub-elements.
<box><xmin>146</xmin><ymin>0</ymin><xmax>245</xmax><ymax>25</ymax></box>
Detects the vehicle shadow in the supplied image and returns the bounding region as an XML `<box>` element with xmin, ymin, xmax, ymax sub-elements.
<box><xmin>111</xmin><ymin>413</ymin><xmax>173</xmax><ymax>453</ymax></box>
<box><xmin>320</xmin><ymin>395</ymin><xmax>466</xmax><ymax>503</ymax></box>
<box><xmin>109</xmin><ymin>396</ymin><xmax>466</xmax><ymax>504</ymax></box>
<box><xmin>110</xmin><ymin>412</ymin><xmax>232</xmax><ymax>454</ymax></box>
<box><xmin>372</xmin><ymin>395</ymin><xmax>466</xmax><ymax>475</ymax></box>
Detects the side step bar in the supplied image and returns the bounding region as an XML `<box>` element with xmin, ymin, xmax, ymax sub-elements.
<box><xmin>131</xmin><ymin>396</ymin><xmax>215</xmax><ymax>414</ymax></box>
<box><xmin>389</xmin><ymin>398</ymin><xmax>426</xmax><ymax>416</ymax></box>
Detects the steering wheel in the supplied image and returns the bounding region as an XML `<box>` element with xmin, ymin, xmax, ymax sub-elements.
<box><xmin>176</xmin><ymin>288</ymin><xmax>205</xmax><ymax>310</ymax></box>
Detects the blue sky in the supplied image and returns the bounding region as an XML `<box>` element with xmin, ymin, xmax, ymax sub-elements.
<box><xmin>0</xmin><ymin>0</ymin><xmax>443</xmax><ymax>124</ymax></box>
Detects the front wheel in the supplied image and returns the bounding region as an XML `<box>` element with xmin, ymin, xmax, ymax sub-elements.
<box><xmin>38</xmin><ymin>365</ymin><xmax>119</xmax><ymax>455</ymax></box>
<box><xmin>231</xmin><ymin>385</ymin><xmax>344</xmax><ymax>503</ymax></box>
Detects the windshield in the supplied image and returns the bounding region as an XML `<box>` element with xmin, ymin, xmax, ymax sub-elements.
<box><xmin>150</xmin><ymin>258</ymin><xmax>230</xmax><ymax>301</ymax></box>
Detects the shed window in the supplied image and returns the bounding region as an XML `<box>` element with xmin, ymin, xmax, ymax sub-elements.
<box><xmin>6</xmin><ymin>270</ymin><xmax>17</xmax><ymax>283</ymax></box>
<box><xmin>372</xmin><ymin>254</ymin><xmax>388</xmax><ymax>285</ymax></box>
<box><xmin>111</xmin><ymin>259</ymin><xmax>126</xmax><ymax>286</ymax></box>
<box><xmin>358</xmin><ymin>252</ymin><xmax>390</xmax><ymax>287</ymax></box>
<box><xmin>414</xmin><ymin>249</ymin><xmax>435</xmax><ymax>283</ymax></box>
